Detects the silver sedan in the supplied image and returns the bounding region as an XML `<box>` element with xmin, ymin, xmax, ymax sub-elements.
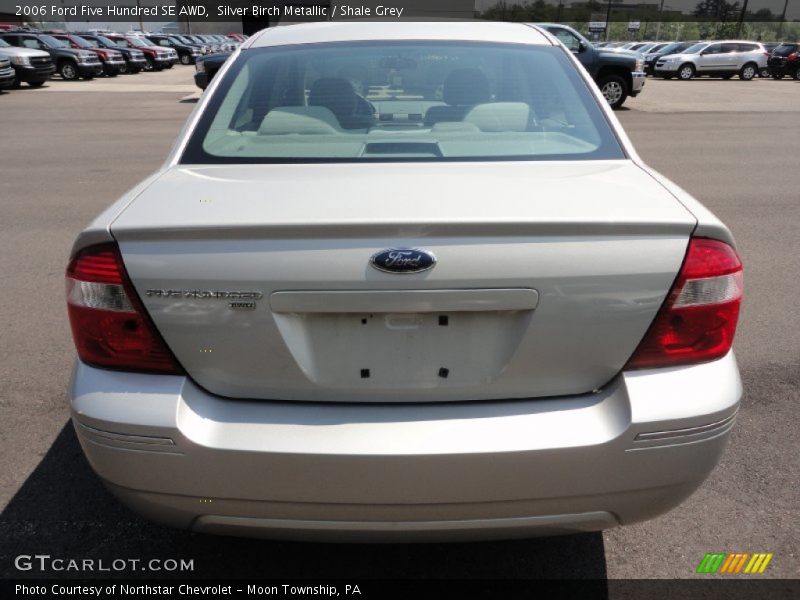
<box><xmin>66</xmin><ymin>22</ymin><xmax>743</xmax><ymax>542</ymax></box>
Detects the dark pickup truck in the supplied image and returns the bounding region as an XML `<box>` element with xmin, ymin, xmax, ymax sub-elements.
<box><xmin>0</xmin><ymin>32</ymin><xmax>102</xmax><ymax>80</ymax></box>
<box><xmin>77</xmin><ymin>33</ymin><xmax>148</xmax><ymax>74</ymax></box>
<box><xmin>0</xmin><ymin>55</ymin><xmax>15</xmax><ymax>89</ymax></box>
<box><xmin>50</xmin><ymin>33</ymin><xmax>127</xmax><ymax>77</ymax></box>
<box><xmin>194</xmin><ymin>52</ymin><xmax>231</xmax><ymax>90</ymax></box>
<box><xmin>147</xmin><ymin>34</ymin><xmax>202</xmax><ymax>65</ymax></box>
<box><xmin>535</xmin><ymin>23</ymin><xmax>646</xmax><ymax>109</ymax></box>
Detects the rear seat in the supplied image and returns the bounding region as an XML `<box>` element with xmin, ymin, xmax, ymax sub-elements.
<box><xmin>258</xmin><ymin>106</ymin><xmax>342</xmax><ymax>135</ymax></box>
<box><xmin>424</xmin><ymin>68</ymin><xmax>491</xmax><ymax>126</ymax></box>
<box><xmin>464</xmin><ymin>102</ymin><xmax>532</xmax><ymax>132</ymax></box>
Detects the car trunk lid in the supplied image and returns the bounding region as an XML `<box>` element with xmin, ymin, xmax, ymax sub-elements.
<box><xmin>109</xmin><ymin>161</ymin><xmax>696</xmax><ymax>402</ymax></box>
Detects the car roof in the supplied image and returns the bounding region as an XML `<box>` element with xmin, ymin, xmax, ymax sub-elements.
<box><xmin>246</xmin><ymin>22</ymin><xmax>552</xmax><ymax>49</ymax></box>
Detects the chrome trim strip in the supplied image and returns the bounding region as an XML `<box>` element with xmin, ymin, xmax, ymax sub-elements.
<box><xmin>634</xmin><ymin>410</ymin><xmax>738</xmax><ymax>442</ymax></box>
<box><xmin>270</xmin><ymin>288</ymin><xmax>539</xmax><ymax>314</ymax></box>
<box><xmin>194</xmin><ymin>511</ymin><xmax>619</xmax><ymax>534</ymax></box>
<box><xmin>76</xmin><ymin>421</ymin><xmax>175</xmax><ymax>446</ymax></box>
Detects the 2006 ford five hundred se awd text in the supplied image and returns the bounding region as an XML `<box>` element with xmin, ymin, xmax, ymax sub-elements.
<box><xmin>66</xmin><ymin>22</ymin><xmax>743</xmax><ymax>541</ymax></box>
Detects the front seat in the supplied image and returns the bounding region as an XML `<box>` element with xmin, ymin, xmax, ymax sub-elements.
<box><xmin>308</xmin><ymin>77</ymin><xmax>375</xmax><ymax>130</ymax></box>
<box><xmin>424</xmin><ymin>68</ymin><xmax>492</xmax><ymax>127</ymax></box>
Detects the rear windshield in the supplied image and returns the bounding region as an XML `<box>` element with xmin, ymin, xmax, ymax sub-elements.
<box><xmin>182</xmin><ymin>41</ymin><xmax>624</xmax><ymax>164</ymax></box>
<box><xmin>773</xmin><ymin>44</ymin><xmax>798</xmax><ymax>56</ymax></box>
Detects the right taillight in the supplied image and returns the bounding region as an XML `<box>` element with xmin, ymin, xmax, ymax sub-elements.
<box><xmin>625</xmin><ymin>237</ymin><xmax>743</xmax><ymax>370</ymax></box>
<box><xmin>66</xmin><ymin>243</ymin><xmax>183</xmax><ymax>375</ymax></box>
<box><xmin>787</xmin><ymin>52</ymin><xmax>798</xmax><ymax>62</ymax></box>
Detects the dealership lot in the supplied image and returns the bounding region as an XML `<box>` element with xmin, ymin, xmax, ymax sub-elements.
<box><xmin>0</xmin><ymin>71</ymin><xmax>798</xmax><ymax>580</ymax></box>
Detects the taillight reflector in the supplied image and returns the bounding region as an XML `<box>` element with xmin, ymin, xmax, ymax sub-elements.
<box><xmin>66</xmin><ymin>244</ymin><xmax>183</xmax><ymax>374</ymax></box>
<box><xmin>625</xmin><ymin>238</ymin><xmax>743</xmax><ymax>370</ymax></box>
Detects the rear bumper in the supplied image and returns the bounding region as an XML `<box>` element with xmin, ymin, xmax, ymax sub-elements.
<box><xmin>768</xmin><ymin>63</ymin><xmax>797</xmax><ymax>76</ymax></box>
<box><xmin>69</xmin><ymin>352</ymin><xmax>741</xmax><ymax>542</ymax></box>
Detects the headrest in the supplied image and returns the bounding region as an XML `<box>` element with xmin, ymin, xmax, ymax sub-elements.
<box><xmin>309</xmin><ymin>77</ymin><xmax>358</xmax><ymax>120</ymax></box>
<box><xmin>464</xmin><ymin>102</ymin><xmax>531</xmax><ymax>132</ymax></box>
<box><xmin>258</xmin><ymin>106</ymin><xmax>341</xmax><ymax>135</ymax></box>
<box><xmin>443</xmin><ymin>68</ymin><xmax>491</xmax><ymax>106</ymax></box>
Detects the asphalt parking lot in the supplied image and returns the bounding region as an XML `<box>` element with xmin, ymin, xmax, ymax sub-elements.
<box><xmin>0</xmin><ymin>70</ymin><xmax>798</xmax><ymax>583</ymax></box>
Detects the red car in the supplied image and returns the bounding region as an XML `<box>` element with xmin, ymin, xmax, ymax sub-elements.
<box><xmin>50</xmin><ymin>33</ymin><xmax>127</xmax><ymax>76</ymax></box>
<box><xmin>106</xmin><ymin>35</ymin><xmax>177</xmax><ymax>71</ymax></box>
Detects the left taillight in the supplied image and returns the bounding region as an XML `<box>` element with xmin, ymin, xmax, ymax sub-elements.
<box><xmin>66</xmin><ymin>243</ymin><xmax>183</xmax><ymax>374</ymax></box>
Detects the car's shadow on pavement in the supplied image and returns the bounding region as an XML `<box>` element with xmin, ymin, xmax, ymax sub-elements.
<box><xmin>1</xmin><ymin>423</ymin><xmax>608</xmax><ymax>583</ymax></box>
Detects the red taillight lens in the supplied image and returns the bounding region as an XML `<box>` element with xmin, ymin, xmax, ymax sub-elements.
<box><xmin>787</xmin><ymin>52</ymin><xmax>798</xmax><ymax>62</ymax></box>
<box><xmin>625</xmin><ymin>238</ymin><xmax>743</xmax><ymax>370</ymax></box>
<box><xmin>66</xmin><ymin>243</ymin><xmax>183</xmax><ymax>374</ymax></box>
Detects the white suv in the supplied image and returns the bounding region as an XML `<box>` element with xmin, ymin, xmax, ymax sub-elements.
<box><xmin>655</xmin><ymin>41</ymin><xmax>768</xmax><ymax>80</ymax></box>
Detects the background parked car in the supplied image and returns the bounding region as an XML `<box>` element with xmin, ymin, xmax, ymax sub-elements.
<box><xmin>0</xmin><ymin>32</ymin><xmax>101</xmax><ymax>81</ymax></box>
<box><xmin>77</xmin><ymin>33</ymin><xmax>147</xmax><ymax>74</ymax></box>
<box><xmin>106</xmin><ymin>34</ymin><xmax>177</xmax><ymax>71</ymax></box>
<box><xmin>196</xmin><ymin>34</ymin><xmax>222</xmax><ymax>53</ymax></box>
<box><xmin>627</xmin><ymin>42</ymin><xmax>660</xmax><ymax>54</ymax></box>
<box><xmin>194</xmin><ymin>51</ymin><xmax>231</xmax><ymax>90</ymax></box>
<box><xmin>186</xmin><ymin>34</ymin><xmax>217</xmax><ymax>53</ymax></box>
<box><xmin>50</xmin><ymin>33</ymin><xmax>126</xmax><ymax>77</ymax></box>
<box><xmin>173</xmin><ymin>34</ymin><xmax>209</xmax><ymax>54</ymax></box>
<box><xmin>147</xmin><ymin>34</ymin><xmax>201</xmax><ymax>65</ymax></box>
<box><xmin>0</xmin><ymin>54</ymin><xmax>15</xmax><ymax>90</ymax></box>
<box><xmin>644</xmin><ymin>41</ymin><xmax>698</xmax><ymax>75</ymax></box>
<box><xmin>537</xmin><ymin>23</ymin><xmax>646</xmax><ymax>109</ymax></box>
<box><xmin>655</xmin><ymin>41</ymin><xmax>768</xmax><ymax>81</ymax></box>
<box><xmin>210</xmin><ymin>34</ymin><xmax>237</xmax><ymax>52</ymax></box>
<box><xmin>0</xmin><ymin>37</ymin><xmax>54</xmax><ymax>87</ymax></box>
<box><xmin>768</xmin><ymin>43</ymin><xmax>800</xmax><ymax>79</ymax></box>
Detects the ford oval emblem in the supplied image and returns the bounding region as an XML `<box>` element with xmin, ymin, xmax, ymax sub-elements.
<box><xmin>370</xmin><ymin>248</ymin><xmax>436</xmax><ymax>274</ymax></box>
